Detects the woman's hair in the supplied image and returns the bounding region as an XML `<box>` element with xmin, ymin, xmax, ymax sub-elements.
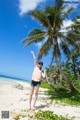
<box><xmin>38</xmin><ymin>62</ymin><xmax>43</xmax><ymax>66</ymax></box>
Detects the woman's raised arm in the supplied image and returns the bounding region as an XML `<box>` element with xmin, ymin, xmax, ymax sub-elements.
<box><xmin>31</xmin><ymin>51</ymin><xmax>37</xmax><ymax>67</ymax></box>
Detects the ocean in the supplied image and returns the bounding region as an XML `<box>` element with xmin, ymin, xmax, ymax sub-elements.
<box><xmin>0</xmin><ymin>74</ymin><xmax>30</xmax><ymax>86</ymax></box>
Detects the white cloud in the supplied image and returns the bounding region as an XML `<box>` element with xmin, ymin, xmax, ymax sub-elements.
<box><xmin>35</xmin><ymin>42</ymin><xmax>42</xmax><ymax>48</ymax></box>
<box><xmin>18</xmin><ymin>0</ymin><xmax>79</xmax><ymax>15</ymax></box>
<box><xmin>19</xmin><ymin>0</ymin><xmax>46</xmax><ymax>15</ymax></box>
<box><xmin>62</xmin><ymin>20</ymin><xmax>73</xmax><ymax>28</ymax></box>
<box><xmin>58</xmin><ymin>20</ymin><xmax>73</xmax><ymax>43</ymax></box>
<box><xmin>60</xmin><ymin>19</ymin><xmax>73</xmax><ymax>33</ymax></box>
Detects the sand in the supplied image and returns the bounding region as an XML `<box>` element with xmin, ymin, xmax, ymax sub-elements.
<box><xmin>0</xmin><ymin>77</ymin><xmax>80</xmax><ymax>120</ymax></box>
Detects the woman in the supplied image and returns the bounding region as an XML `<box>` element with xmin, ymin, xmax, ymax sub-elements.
<box><xmin>29</xmin><ymin>51</ymin><xmax>46</xmax><ymax>111</ymax></box>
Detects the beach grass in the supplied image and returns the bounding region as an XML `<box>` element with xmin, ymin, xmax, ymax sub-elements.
<box><xmin>48</xmin><ymin>88</ymin><xmax>80</xmax><ymax>106</ymax></box>
<box><xmin>28</xmin><ymin>110</ymin><xmax>75</xmax><ymax>120</ymax></box>
<box><xmin>40</xmin><ymin>80</ymin><xmax>80</xmax><ymax>106</ymax></box>
<box><xmin>40</xmin><ymin>81</ymin><xmax>51</xmax><ymax>89</ymax></box>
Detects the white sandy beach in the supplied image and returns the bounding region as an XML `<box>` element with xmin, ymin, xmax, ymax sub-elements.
<box><xmin>0</xmin><ymin>77</ymin><xmax>80</xmax><ymax>120</ymax></box>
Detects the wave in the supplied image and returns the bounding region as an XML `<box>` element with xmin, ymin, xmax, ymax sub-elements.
<box><xmin>0</xmin><ymin>74</ymin><xmax>31</xmax><ymax>82</ymax></box>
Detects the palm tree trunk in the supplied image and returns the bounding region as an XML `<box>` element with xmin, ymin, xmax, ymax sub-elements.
<box><xmin>72</xmin><ymin>57</ymin><xmax>77</xmax><ymax>79</ymax></box>
<box><xmin>56</xmin><ymin>60</ymin><xmax>76</xmax><ymax>92</ymax></box>
<box><xmin>45</xmin><ymin>73</ymin><xmax>58</xmax><ymax>92</ymax></box>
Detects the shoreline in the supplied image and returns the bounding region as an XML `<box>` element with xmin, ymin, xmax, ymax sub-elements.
<box><xmin>0</xmin><ymin>77</ymin><xmax>30</xmax><ymax>86</ymax></box>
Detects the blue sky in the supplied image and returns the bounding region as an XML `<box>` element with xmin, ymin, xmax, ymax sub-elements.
<box><xmin>0</xmin><ymin>0</ymin><xmax>80</xmax><ymax>80</ymax></box>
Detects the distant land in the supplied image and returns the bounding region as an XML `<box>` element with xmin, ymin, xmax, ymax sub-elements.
<box><xmin>0</xmin><ymin>74</ymin><xmax>31</xmax><ymax>82</ymax></box>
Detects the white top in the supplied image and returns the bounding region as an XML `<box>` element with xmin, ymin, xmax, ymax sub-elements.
<box><xmin>32</xmin><ymin>66</ymin><xmax>46</xmax><ymax>82</ymax></box>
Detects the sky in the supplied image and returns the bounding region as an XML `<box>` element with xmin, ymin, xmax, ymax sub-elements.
<box><xmin>0</xmin><ymin>0</ymin><xmax>80</xmax><ymax>80</ymax></box>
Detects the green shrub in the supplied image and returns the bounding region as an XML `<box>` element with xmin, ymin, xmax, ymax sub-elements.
<box><xmin>48</xmin><ymin>88</ymin><xmax>80</xmax><ymax>106</ymax></box>
<box><xmin>28</xmin><ymin>110</ymin><xmax>74</xmax><ymax>120</ymax></box>
<box><xmin>40</xmin><ymin>80</ymin><xmax>51</xmax><ymax>89</ymax></box>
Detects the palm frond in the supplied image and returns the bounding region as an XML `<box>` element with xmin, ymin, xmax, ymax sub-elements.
<box><xmin>22</xmin><ymin>29</ymin><xmax>46</xmax><ymax>47</ymax></box>
<box><xmin>38</xmin><ymin>37</ymin><xmax>52</xmax><ymax>59</ymax></box>
<box><xmin>63</xmin><ymin>7</ymin><xmax>74</xmax><ymax>19</ymax></box>
<box><xmin>60</xmin><ymin>33</ymin><xmax>80</xmax><ymax>50</ymax></box>
<box><xmin>60</xmin><ymin>41</ymin><xmax>70</xmax><ymax>57</ymax></box>
<box><xmin>66</xmin><ymin>7</ymin><xmax>74</xmax><ymax>15</ymax></box>
<box><xmin>29</xmin><ymin>10</ymin><xmax>51</xmax><ymax>28</ymax></box>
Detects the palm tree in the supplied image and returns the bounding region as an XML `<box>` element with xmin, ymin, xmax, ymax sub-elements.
<box><xmin>70</xmin><ymin>14</ymin><xmax>80</xmax><ymax>31</ymax></box>
<box><xmin>65</xmin><ymin>14</ymin><xmax>80</xmax><ymax>48</ymax></box>
<box><xmin>22</xmin><ymin>4</ymin><xmax>79</xmax><ymax>92</ymax></box>
<box><xmin>66</xmin><ymin>49</ymin><xmax>80</xmax><ymax>78</ymax></box>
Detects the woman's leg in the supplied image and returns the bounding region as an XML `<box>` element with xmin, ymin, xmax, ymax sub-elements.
<box><xmin>32</xmin><ymin>86</ymin><xmax>39</xmax><ymax>110</ymax></box>
<box><xmin>29</xmin><ymin>86</ymin><xmax>34</xmax><ymax>109</ymax></box>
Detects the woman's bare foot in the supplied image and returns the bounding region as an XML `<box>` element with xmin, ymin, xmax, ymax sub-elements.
<box><xmin>27</xmin><ymin>106</ymin><xmax>31</xmax><ymax>111</ymax></box>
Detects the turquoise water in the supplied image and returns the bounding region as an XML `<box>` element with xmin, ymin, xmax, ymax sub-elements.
<box><xmin>0</xmin><ymin>74</ymin><xmax>31</xmax><ymax>86</ymax></box>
